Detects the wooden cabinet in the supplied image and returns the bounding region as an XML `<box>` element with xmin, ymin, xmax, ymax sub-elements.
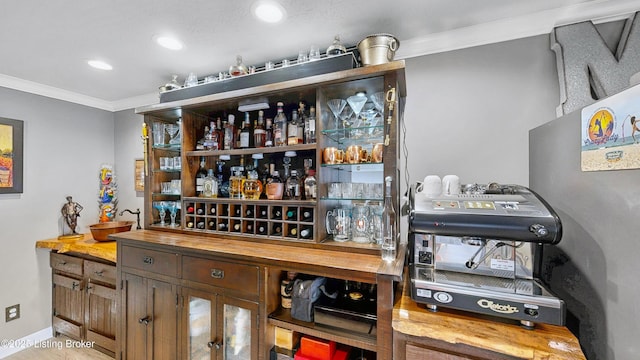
<box><xmin>50</xmin><ymin>252</ymin><xmax>117</xmax><ymax>356</ymax></box>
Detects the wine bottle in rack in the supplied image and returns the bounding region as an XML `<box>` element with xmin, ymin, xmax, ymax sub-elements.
<box><xmin>233</xmin><ymin>223</ymin><xmax>241</xmax><ymax>232</ymax></box>
<box><xmin>186</xmin><ymin>221</ymin><xmax>194</xmax><ymax>229</ymax></box>
<box><xmin>218</xmin><ymin>222</ymin><xmax>228</xmax><ymax>231</ymax></box>
<box><xmin>288</xmin><ymin>227</ymin><xmax>298</xmax><ymax>238</ymax></box>
<box><xmin>285</xmin><ymin>208</ymin><xmax>297</xmax><ymax>221</ymax></box>
<box><xmin>245</xmin><ymin>207</ymin><xmax>253</xmax><ymax>218</ymax></box>
<box><xmin>196</xmin><ymin>221</ymin><xmax>205</xmax><ymax>229</ymax></box>
<box><xmin>245</xmin><ymin>223</ymin><xmax>253</xmax><ymax>233</ymax></box>
<box><xmin>272</xmin><ymin>207</ymin><xmax>282</xmax><ymax>219</ymax></box>
<box><xmin>196</xmin><ymin>207</ymin><xmax>205</xmax><ymax>215</ymax></box>
<box><xmin>210</xmin><ymin>206</ymin><xmax>216</xmax><ymax>215</ymax></box>
<box><xmin>187</xmin><ymin>205</ymin><xmax>195</xmax><ymax>214</ymax></box>
<box><xmin>257</xmin><ymin>223</ymin><xmax>267</xmax><ymax>235</ymax></box>
<box><xmin>208</xmin><ymin>220</ymin><xmax>216</xmax><ymax>229</ymax></box>
<box><xmin>272</xmin><ymin>223</ymin><xmax>282</xmax><ymax>236</ymax></box>
<box><xmin>259</xmin><ymin>207</ymin><xmax>268</xmax><ymax>218</ymax></box>
<box><xmin>300</xmin><ymin>226</ymin><xmax>313</xmax><ymax>239</ymax></box>
<box><xmin>301</xmin><ymin>209</ymin><xmax>313</xmax><ymax>222</ymax></box>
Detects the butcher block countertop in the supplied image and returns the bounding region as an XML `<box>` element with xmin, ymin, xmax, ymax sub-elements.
<box><xmin>392</xmin><ymin>276</ymin><xmax>586</xmax><ymax>359</ymax></box>
<box><xmin>36</xmin><ymin>233</ymin><xmax>117</xmax><ymax>263</ymax></box>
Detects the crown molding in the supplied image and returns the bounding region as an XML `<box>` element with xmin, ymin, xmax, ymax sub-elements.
<box><xmin>395</xmin><ymin>0</ymin><xmax>640</xmax><ymax>59</ymax></box>
<box><xmin>112</xmin><ymin>93</ymin><xmax>159</xmax><ymax>112</ymax></box>
<box><xmin>0</xmin><ymin>74</ymin><xmax>114</xmax><ymax>111</ymax></box>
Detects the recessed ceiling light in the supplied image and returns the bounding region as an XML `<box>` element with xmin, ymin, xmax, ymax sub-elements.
<box><xmin>88</xmin><ymin>60</ymin><xmax>113</xmax><ymax>71</ymax></box>
<box><xmin>156</xmin><ymin>36</ymin><xmax>183</xmax><ymax>50</ymax></box>
<box><xmin>252</xmin><ymin>1</ymin><xmax>286</xmax><ymax>23</ymax></box>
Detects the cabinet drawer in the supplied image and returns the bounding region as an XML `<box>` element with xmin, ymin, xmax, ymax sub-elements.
<box><xmin>50</xmin><ymin>253</ymin><xmax>83</xmax><ymax>276</ymax></box>
<box><xmin>84</xmin><ymin>260</ymin><xmax>116</xmax><ymax>285</ymax></box>
<box><xmin>121</xmin><ymin>245</ymin><xmax>178</xmax><ymax>277</ymax></box>
<box><xmin>183</xmin><ymin>256</ymin><xmax>259</xmax><ymax>296</ymax></box>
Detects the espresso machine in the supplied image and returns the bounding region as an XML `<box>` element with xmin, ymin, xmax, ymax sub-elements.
<box><xmin>408</xmin><ymin>182</ymin><xmax>565</xmax><ymax>328</ymax></box>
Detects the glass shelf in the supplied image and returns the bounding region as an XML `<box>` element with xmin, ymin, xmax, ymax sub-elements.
<box><xmin>152</xmin><ymin>144</ymin><xmax>181</xmax><ymax>151</ymax></box>
<box><xmin>320</xmin><ymin>163</ymin><xmax>383</xmax><ymax>172</ymax></box>
<box><xmin>321</xmin><ymin>197</ymin><xmax>382</xmax><ymax>202</ymax></box>
<box><xmin>185</xmin><ymin>143</ymin><xmax>315</xmax><ymax>157</ymax></box>
<box><xmin>153</xmin><ymin>169</ymin><xmax>181</xmax><ymax>174</ymax></box>
<box><xmin>321</xmin><ymin>125</ymin><xmax>384</xmax><ymax>143</ymax></box>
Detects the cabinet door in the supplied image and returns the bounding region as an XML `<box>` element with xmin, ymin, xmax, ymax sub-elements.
<box><xmin>86</xmin><ymin>281</ymin><xmax>117</xmax><ymax>352</ymax></box>
<box><xmin>183</xmin><ymin>288</ymin><xmax>217</xmax><ymax>360</ymax></box>
<box><xmin>52</xmin><ymin>273</ymin><xmax>84</xmax><ymax>339</ymax></box>
<box><xmin>121</xmin><ymin>273</ymin><xmax>178</xmax><ymax>360</ymax></box>
<box><xmin>219</xmin><ymin>295</ymin><xmax>259</xmax><ymax>360</ymax></box>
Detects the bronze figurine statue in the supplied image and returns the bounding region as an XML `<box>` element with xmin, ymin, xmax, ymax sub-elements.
<box><xmin>61</xmin><ymin>196</ymin><xmax>83</xmax><ymax>235</ymax></box>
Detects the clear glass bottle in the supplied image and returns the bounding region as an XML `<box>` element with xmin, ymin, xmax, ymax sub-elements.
<box><xmin>305</xmin><ymin>106</ymin><xmax>316</xmax><ymax>144</ymax></box>
<box><xmin>297</xmin><ymin>102</ymin><xmax>306</xmax><ymax>144</ymax></box>
<box><xmin>202</xmin><ymin>169</ymin><xmax>218</xmax><ymax>198</ymax></box>
<box><xmin>381</xmin><ymin>176</ymin><xmax>397</xmax><ymax>261</ymax></box>
<box><xmin>196</xmin><ymin>157</ymin><xmax>208</xmax><ymax>196</ymax></box>
<box><xmin>224</xmin><ymin>114</ymin><xmax>236</xmax><ymax>150</ymax></box>
<box><xmin>273</xmin><ymin>102</ymin><xmax>288</xmax><ymax>146</ymax></box>
<box><xmin>265</xmin><ymin>170</ymin><xmax>283</xmax><ymax>200</ymax></box>
<box><xmin>303</xmin><ymin>169</ymin><xmax>317</xmax><ymax>200</ymax></box>
<box><xmin>285</xmin><ymin>170</ymin><xmax>301</xmax><ymax>200</ymax></box>
<box><xmin>196</xmin><ymin>125</ymin><xmax>210</xmax><ymax>150</ymax></box>
<box><xmin>229</xmin><ymin>55</ymin><xmax>249</xmax><ymax>76</ymax></box>
<box><xmin>327</xmin><ymin>35</ymin><xmax>347</xmax><ymax>56</ymax></box>
<box><xmin>242</xmin><ymin>170</ymin><xmax>263</xmax><ymax>200</ymax></box>
<box><xmin>264</xmin><ymin>118</ymin><xmax>274</xmax><ymax>147</ymax></box>
<box><xmin>216</xmin><ymin>117</ymin><xmax>224</xmax><ymax>148</ymax></box>
<box><xmin>288</xmin><ymin>110</ymin><xmax>299</xmax><ymax>145</ymax></box>
<box><xmin>253</xmin><ymin>111</ymin><xmax>266</xmax><ymax>147</ymax></box>
<box><xmin>240</xmin><ymin>112</ymin><xmax>251</xmax><ymax>148</ymax></box>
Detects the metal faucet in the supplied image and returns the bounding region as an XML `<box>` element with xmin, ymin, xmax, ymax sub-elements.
<box><xmin>119</xmin><ymin>208</ymin><xmax>142</xmax><ymax>230</ymax></box>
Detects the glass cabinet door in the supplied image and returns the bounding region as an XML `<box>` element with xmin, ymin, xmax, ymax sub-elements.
<box><xmin>185</xmin><ymin>291</ymin><xmax>217</xmax><ymax>360</ymax></box>
<box><xmin>220</xmin><ymin>296</ymin><xmax>259</xmax><ymax>360</ymax></box>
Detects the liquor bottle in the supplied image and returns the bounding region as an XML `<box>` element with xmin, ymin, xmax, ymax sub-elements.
<box><xmin>229</xmin><ymin>166</ymin><xmax>245</xmax><ymax>199</ymax></box>
<box><xmin>243</xmin><ymin>170</ymin><xmax>263</xmax><ymax>200</ymax></box>
<box><xmin>299</xmin><ymin>226</ymin><xmax>313</xmax><ymax>239</ymax></box>
<box><xmin>239</xmin><ymin>112</ymin><xmax>251</xmax><ymax>148</ymax></box>
<box><xmin>196</xmin><ymin>157</ymin><xmax>208</xmax><ymax>196</ymax></box>
<box><xmin>285</xmin><ymin>208</ymin><xmax>297</xmax><ymax>221</ymax></box>
<box><xmin>272</xmin><ymin>206</ymin><xmax>282</xmax><ymax>219</ymax></box>
<box><xmin>301</xmin><ymin>209</ymin><xmax>313</xmax><ymax>222</ymax></box>
<box><xmin>303</xmin><ymin>169</ymin><xmax>317</xmax><ymax>200</ymax></box>
<box><xmin>264</xmin><ymin>118</ymin><xmax>274</xmax><ymax>147</ymax></box>
<box><xmin>288</xmin><ymin>227</ymin><xmax>298</xmax><ymax>238</ymax></box>
<box><xmin>381</xmin><ymin>176</ymin><xmax>397</xmax><ymax>262</ymax></box>
<box><xmin>288</xmin><ymin>110</ymin><xmax>299</xmax><ymax>145</ymax></box>
<box><xmin>215</xmin><ymin>159</ymin><xmax>225</xmax><ymax>194</ymax></box>
<box><xmin>216</xmin><ymin>117</ymin><xmax>224</xmax><ymax>149</ymax></box>
<box><xmin>272</xmin><ymin>223</ymin><xmax>283</xmax><ymax>236</ymax></box>
<box><xmin>265</xmin><ymin>170</ymin><xmax>283</xmax><ymax>200</ymax></box>
<box><xmin>253</xmin><ymin>111</ymin><xmax>266</xmax><ymax>147</ymax></box>
<box><xmin>273</xmin><ymin>102</ymin><xmax>288</xmax><ymax>146</ymax></box>
<box><xmin>257</xmin><ymin>223</ymin><xmax>267</xmax><ymax>235</ymax></box>
<box><xmin>305</xmin><ymin>106</ymin><xmax>316</xmax><ymax>144</ymax></box>
<box><xmin>209</xmin><ymin>121</ymin><xmax>220</xmax><ymax>150</ymax></box>
<box><xmin>202</xmin><ymin>169</ymin><xmax>218</xmax><ymax>198</ymax></box>
<box><xmin>196</xmin><ymin>125</ymin><xmax>209</xmax><ymax>150</ymax></box>
<box><xmin>224</xmin><ymin>114</ymin><xmax>236</xmax><ymax>150</ymax></box>
<box><xmin>229</xmin><ymin>55</ymin><xmax>249</xmax><ymax>76</ymax></box>
<box><xmin>285</xmin><ymin>170</ymin><xmax>301</xmax><ymax>200</ymax></box>
<box><xmin>296</xmin><ymin>102</ymin><xmax>305</xmax><ymax>144</ymax></box>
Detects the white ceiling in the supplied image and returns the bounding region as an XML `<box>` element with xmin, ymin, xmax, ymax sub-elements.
<box><xmin>1</xmin><ymin>0</ymin><xmax>638</xmax><ymax>111</ymax></box>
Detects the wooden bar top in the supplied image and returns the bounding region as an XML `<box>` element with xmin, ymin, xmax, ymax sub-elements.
<box><xmin>35</xmin><ymin>233</ymin><xmax>117</xmax><ymax>263</ymax></box>
<box><xmin>392</xmin><ymin>277</ymin><xmax>586</xmax><ymax>359</ymax></box>
<box><xmin>110</xmin><ymin>230</ymin><xmax>405</xmax><ymax>280</ymax></box>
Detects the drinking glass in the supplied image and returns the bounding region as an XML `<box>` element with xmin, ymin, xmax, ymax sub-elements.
<box><xmin>153</xmin><ymin>201</ymin><xmax>167</xmax><ymax>226</ymax></box>
<box><xmin>161</xmin><ymin>182</ymin><xmax>171</xmax><ymax>194</ymax></box>
<box><xmin>346</xmin><ymin>92</ymin><xmax>367</xmax><ymax>127</ymax></box>
<box><xmin>297</xmin><ymin>50</ymin><xmax>308</xmax><ymax>64</ymax></box>
<box><xmin>325</xmin><ymin>207</ymin><xmax>351</xmax><ymax>242</ymax></box>
<box><xmin>152</xmin><ymin>122</ymin><xmax>165</xmax><ymax>146</ymax></box>
<box><xmin>327</xmin><ymin>99</ymin><xmax>346</xmax><ymax>130</ymax></box>
<box><xmin>369</xmin><ymin>203</ymin><xmax>384</xmax><ymax>244</ymax></box>
<box><xmin>339</xmin><ymin>105</ymin><xmax>354</xmax><ymax>129</ymax></box>
<box><xmin>309</xmin><ymin>45</ymin><xmax>321</xmax><ymax>61</ymax></box>
<box><xmin>167</xmin><ymin>201</ymin><xmax>178</xmax><ymax>227</ymax></box>
<box><xmin>328</xmin><ymin>182</ymin><xmax>342</xmax><ymax>198</ymax></box>
<box><xmin>184</xmin><ymin>72</ymin><xmax>198</xmax><ymax>87</ymax></box>
<box><xmin>165</xmin><ymin>123</ymin><xmax>181</xmax><ymax>145</ymax></box>
<box><xmin>351</xmin><ymin>203</ymin><xmax>370</xmax><ymax>243</ymax></box>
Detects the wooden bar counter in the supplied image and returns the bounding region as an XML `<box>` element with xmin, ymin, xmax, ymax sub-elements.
<box><xmin>35</xmin><ymin>233</ymin><xmax>117</xmax><ymax>263</ymax></box>
<box><xmin>392</xmin><ymin>276</ymin><xmax>586</xmax><ymax>360</ymax></box>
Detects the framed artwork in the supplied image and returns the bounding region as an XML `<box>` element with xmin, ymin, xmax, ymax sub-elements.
<box><xmin>135</xmin><ymin>158</ymin><xmax>145</xmax><ymax>191</ymax></box>
<box><xmin>0</xmin><ymin>117</ymin><xmax>24</xmax><ymax>194</ymax></box>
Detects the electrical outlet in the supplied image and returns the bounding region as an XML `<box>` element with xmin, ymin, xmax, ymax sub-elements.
<box><xmin>5</xmin><ymin>304</ymin><xmax>20</xmax><ymax>322</ymax></box>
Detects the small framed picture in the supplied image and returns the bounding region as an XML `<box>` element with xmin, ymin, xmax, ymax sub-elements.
<box><xmin>0</xmin><ymin>117</ymin><xmax>24</xmax><ymax>194</ymax></box>
<box><xmin>135</xmin><ymin>159</ymin><xmax>145</xmax><ymax>192</ymax></box>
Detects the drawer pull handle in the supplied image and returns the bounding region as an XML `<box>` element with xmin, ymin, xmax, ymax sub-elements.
<box><xmin>94</xmin><ymin>270</ymin><xmax>104</xmax><ymax>276</ymax></box>
<box><xmin>72</xmin><ymin>282</ymin><xmax>79</xmax><ymax>290</ymax></box>
<box><xmin>58</xmin><ymin>261</ymin><xmax>67</xmax><ymax>266</ymax></box>
<box><xmin>210</xmin><ymin>269</ymin><xmax>224</xmax><ymax>279</ymax></box>
<box><xmin>138</xmin><ymin>316</ymin><xmax>152</xmax><ymax>325</ymax></box>
<box><xmin>143</xmin><ymin>256</ymin><xmax>154</xmax><ymax>265</ymax></box>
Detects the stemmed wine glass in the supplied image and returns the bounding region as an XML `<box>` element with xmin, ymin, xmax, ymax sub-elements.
<box><xmin>167</xmin><ymin>201</ymin><xmax>179</xmax><ymax>227</ymax></box>
<box><xmin>153</xmin><ymin>201</ymin><xmax>167</xmax><ymax>226</ymax></box>
<box><xmin>327</xmin><ymin>99</ymin><xmax>346</xmax><ymax>130</ymax></box>
<box><xmin>346</xmin><ymin>92</ymin><xmax>367</xmax><ymax>128</ymax></box>
<box><xmin>165</xmin><ymin>124</ymin><xmax>181</xmax><ymax>145</ymax></box>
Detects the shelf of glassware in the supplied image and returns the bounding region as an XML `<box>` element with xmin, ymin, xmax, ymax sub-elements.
<box><xmin>184</xmin><ymin>143</ymin><xmax>316</xmax><ymax>157</ymax></box>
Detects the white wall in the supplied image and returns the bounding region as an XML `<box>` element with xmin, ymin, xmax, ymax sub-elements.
<box><xmin>0</xmin><ymin>88</ymin><xmax>114</xmax><ymax>342</ymax></box>
<box><xmin>113</xmin><ymin>109</ymin><xmax>145</xmax><ymax>225</ymax></box>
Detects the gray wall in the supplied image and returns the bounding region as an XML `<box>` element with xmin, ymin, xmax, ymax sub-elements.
<box><xmin>0</xmin><ymin>88</ymin><xmax>114</xmax><ymax>343</ymax></box>
<box><xmin>113</xmin><ymin>109</ymin><xmax>145</xmax><ymax>224</ymax></box>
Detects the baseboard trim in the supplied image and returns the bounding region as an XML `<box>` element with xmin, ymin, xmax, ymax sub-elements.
<box><xmin>0</xmin><ymin>327</ymin><xmax>52</xmax><ymax>359</ymax></box>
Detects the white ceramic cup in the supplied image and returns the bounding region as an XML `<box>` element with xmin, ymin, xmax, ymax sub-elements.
<box><xmin>422</xmin><ymin>175</ymin><xmax>442</xmax><ymax>197</ymax></box>
<box><xmin>442</xmin><ymin>175</ymin><xmax>461</xmax><ymax>195</ymax></box>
